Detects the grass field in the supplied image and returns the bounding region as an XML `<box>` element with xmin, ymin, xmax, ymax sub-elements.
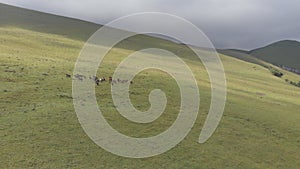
<box><xmin>1</xmin><ymin>4</ymin><xmax>300</xmax><ymax>169</ymax></box>
<box><xmin>1</xmin><ymin>26</ymin><xmax>300</xmax><ymax>168</ymax></box>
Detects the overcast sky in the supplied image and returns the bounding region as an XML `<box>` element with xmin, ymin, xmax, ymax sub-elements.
<box><xmin>1</xmin><ymin>0</ymin><xmax>300</xmax><ymax>50</ymax></box>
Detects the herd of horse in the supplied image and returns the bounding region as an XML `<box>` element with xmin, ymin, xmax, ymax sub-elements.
<box><xmin>66</xmin><ymin>74</ymin><xmax>133</xmax><ymax>85</ymax></box>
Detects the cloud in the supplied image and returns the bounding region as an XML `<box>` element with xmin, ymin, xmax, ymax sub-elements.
<box><xmin>0</xmin><ymin>0</ymin><xmax>299</xmax><ymax>49</ymax></box>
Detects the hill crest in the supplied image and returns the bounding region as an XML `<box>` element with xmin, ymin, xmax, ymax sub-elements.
<box><xmin>249</xmin><ymin>40</ymin><xmax>300</xmax><ymax>71</ymax></box>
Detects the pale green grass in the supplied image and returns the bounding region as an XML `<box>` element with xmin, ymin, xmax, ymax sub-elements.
<box><xmin>1</xmin><ymin>27</ymin><xmax>300</xmax><ymax>169</ymax></box>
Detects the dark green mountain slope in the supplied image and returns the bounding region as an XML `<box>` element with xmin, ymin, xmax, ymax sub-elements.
<box><xmin>250</xmin><ymin>40</ymin><xmax>300</xmax><ymax>71</ymax></box>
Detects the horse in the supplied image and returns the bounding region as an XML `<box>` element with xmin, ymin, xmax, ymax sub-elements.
<box><xmin>66</xmin><ymin>74</ymin><xmax>71</xmax><ymax>78</ymax></box>
<box><xmin>99</xmin><ymin>77</ymin><xmax>106</xmax><ymax>82</ymax></box>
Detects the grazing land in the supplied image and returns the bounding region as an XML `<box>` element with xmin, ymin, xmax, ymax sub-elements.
<box><xmin>1</xmin><ymin>3</ymin><xmax>300</xmax><ymax>169</ymax></box>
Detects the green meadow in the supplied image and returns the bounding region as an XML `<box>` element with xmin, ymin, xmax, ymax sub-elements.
<box><xmin>1</xmin><ymin>4</ymin><xmax>300</xmax><ymax>169</ymax></box>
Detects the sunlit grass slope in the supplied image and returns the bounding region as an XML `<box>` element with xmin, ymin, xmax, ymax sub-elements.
<box><xmin>1</xmin><ymin>26</ymin><xmax>300</xmax><ymax>169</ymax></box>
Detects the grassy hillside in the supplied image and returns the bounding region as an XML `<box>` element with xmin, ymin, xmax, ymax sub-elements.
<box><xmin>250</xmin><ymin>40</ymin><xmax>300</xmax><ymax>70</ymax></box>
<box><xmin>1</xmin><ymin>3</ymin><xmax>300</xmax><ymax>169</ymax></box>
<box><xmin>218</xmin><ymin>49</ymin><xmax>268</xmax><ymax>67</ymax></box>
<box><xmin>218</xmin><ymin>49</ymin><xmax>287</xmax><ymax>78</ymax></box>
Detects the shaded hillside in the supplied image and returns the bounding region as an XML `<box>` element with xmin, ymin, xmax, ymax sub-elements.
<box><xmin>0</xmin><ymin>3</ymin><xmax>100</xmax><ymax>41</ymax></box>
<box><xmin>250</xmin><ymin>40</ymin><xmax>300</xmax><ymax>71</ymax></box>
<box><xmin>0</xmin><ymin>3</ymin><xmax>196</xmax><ymax>55</ymax></box>
<box><xmin>218</xmin><ymin>49</ymin><xmax>265</xmax><ymax>67</ymax></box>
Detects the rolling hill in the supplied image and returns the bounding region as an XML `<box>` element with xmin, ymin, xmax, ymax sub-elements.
<box><xmin>0</xmin><ymin>3</ymin><xmax>100</xmax><ymax>41</ymax></box>
<box><xmin>218</xmin><ymin>49</ymin><xmax>268</xmax><ymax>68</ymax></box>
<box><xmin>1</xmin><ymin>3</ymin><xmax>300</xmax><ymax>169</ymax></box>
<box><xmin>249</xmin><ymin>40</ymin><xmax>300</xmax><ymax>71</ymax></box>
<box><xmin>218</xmin><ymin>49</ymin><xmax>287</xmax><ymax>78</ymax></box>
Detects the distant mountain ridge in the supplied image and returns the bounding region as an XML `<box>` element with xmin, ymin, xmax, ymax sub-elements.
<box><xmin>249</xmin><ymin>40</ymin><xmax>300</xmax><ymax>72</ymax></box>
